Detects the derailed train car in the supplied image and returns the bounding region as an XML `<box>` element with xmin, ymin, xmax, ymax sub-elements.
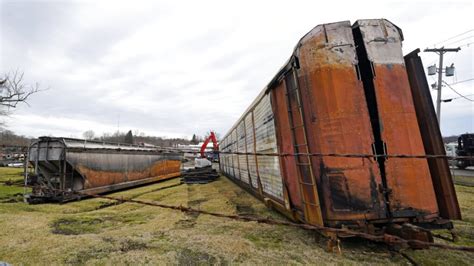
<box><xmin>220</xmin><ymin>19</ymin><xmax>461</xmax><ymax>238</ymax></box>
<box><xmin>25</xmin><ymin>137</ymin><xmax>182</xmax><ymax>203</ymax></box>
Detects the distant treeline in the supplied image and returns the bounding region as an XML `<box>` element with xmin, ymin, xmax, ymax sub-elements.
<box><xmin>0</xmin><ymin>129</ymin><xmax>193</xmax><ymax>148</ymax></box>
<box><xmin>443</xmin><ymin>135</ymin><xmax>461</xmax><ymax>144</ymax></box>
<box><xmin>91</xmin><ymin>130</ymin><xmax>192</xmax><ymax>147</ymax></box>
<box><xmin>0</xmin><ymin>130</ymin><xmax>31</xmax><ymax>147</ymax></box>
<box><xmin>0</xmin><ymin>129</ymin><xmax>465</xmax><ymax>148</ymax></box>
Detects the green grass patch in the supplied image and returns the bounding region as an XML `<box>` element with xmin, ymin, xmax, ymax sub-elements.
<box><xmin>0</xmin><ymin>168</ymin><xmax>473</xmax><ymax>265</ymax></box>
<box><xmin>51</xmin><ymin>216</ymin><xmax>104</xmax><ymax>235</ymax></box>
<box><xmin>0</xmin><ymin>167</ymin><xmax>24</xmax><ymax>183</ymax></box>
<box><xmin>0</xmin><ymin>167</ymin><xmax>28</xmax><ymax>203</ymax></box>
<box><xmin>50</xmin><ymin>211</ymin><xmax>152</xmax><ymax>235</ymax></box>
<box><xmin>64</xmin><ymin>237</ymin><xmax>149</xmax><ymax>264</ymax></box>
<box><xmin>453</xmin><ymin>175</ymin><xmax>474</xmax><ymax>186</ymax></box>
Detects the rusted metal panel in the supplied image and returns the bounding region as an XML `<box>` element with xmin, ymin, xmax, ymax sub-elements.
<box><xmin>220</xmin><ymin>19</ymin><xmax>456</xmax><ymax>231</ymax></box>
<box><xmin>287</xmin><ymin>67</ymin><xmax>324</xmax><ymax>225</ymax></box>
<box><xmin>26</xmin><ymin>137</ymin><xmax>181</xmax><ymax>202</ymax></box>
<box><xmin>66</xmin><ymin>152</ymin><xmax>180</xmax><ymax>189</ymax></box>
<box><xmin>295</xmin><ymin>21</ymin><xmax>385</xmax><ymax>224</ymax></box>
<box><xmin>404</xmin><ymin>49</ymin><xmax>461</xmax><ymax>219</ymax></box>
<box><xmin>353</xmin><ymin>19</ymin><xmax>439</xmax><ymax>218</ymax></box>
<box><xmin>270</xmin><ymin>82</ymin><xmax>303</xmax><ymax>211</ymax></box>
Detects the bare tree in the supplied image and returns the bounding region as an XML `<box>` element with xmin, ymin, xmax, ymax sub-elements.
<box><xmin>0</xmin><ymin>70</ymin><xmax>41</xmax><ymax>113</ymax></box>
<box><xmin>82</xmin><ymin>130</ymin><xmax>95</xmax><ymax>140</ymax></box>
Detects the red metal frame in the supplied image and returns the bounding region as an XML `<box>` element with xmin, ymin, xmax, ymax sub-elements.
<box><xmin>200</xmin><ymin>131</ymin><xmax>219</xmax><ymax>158</ymax></box>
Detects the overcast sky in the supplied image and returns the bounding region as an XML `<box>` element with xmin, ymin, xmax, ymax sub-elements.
<box><xmin>1</xmin><ymin>0</ymin><xmax>472</xmax><ymax>139</ymax></box>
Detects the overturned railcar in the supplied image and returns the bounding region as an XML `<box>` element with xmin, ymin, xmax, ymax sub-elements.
<box><xmin>219</xmin><ymin>19</ymin><xmax>460</xmax><ymax>235</ymax></box>
<box><xmin>25</xmin><ymin>137</ymin><xmax>182</xmax><ymax>203</ymax></box>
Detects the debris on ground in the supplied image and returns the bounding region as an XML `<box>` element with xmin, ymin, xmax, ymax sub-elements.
<box><xmin>181</xmin><ymin>166</ymin><xmax>219</xmax><ymax>184</ymax></box>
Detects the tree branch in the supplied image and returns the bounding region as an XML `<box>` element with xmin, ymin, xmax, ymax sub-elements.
<box><xmin>1</xmin><ymin>70</ymin><xmax>43</xmax><ymax>111</ymax></box>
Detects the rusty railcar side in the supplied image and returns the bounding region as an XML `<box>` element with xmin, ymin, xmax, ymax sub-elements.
<box><xmin>220</xmin><ymin>19</ymin><xmax>458</xmax><ymax>233</ymax></box>
<box><xmin>352</xmin><ymin>20</ymin><xmax>438</xmax><ymax>219</ymax></box>
<box><xmin>26</xmin><ymin>137</ymin><xmax>182</xmax><ymax>203</ymax></box>
<box><xmin>292</xmin><ymin>21</ymin><xmax>387</xmax><ymax>226</ymax></box>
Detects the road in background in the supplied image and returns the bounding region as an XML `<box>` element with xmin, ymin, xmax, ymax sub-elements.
<box><xmin>451</xmin><ymin>167</ymin><xmax>474</xmax><ymax>177</ymax></box>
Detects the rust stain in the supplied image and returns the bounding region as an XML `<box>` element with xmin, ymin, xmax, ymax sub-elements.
<box><xmin>373</xmin><ymin>63</ymin><xmax>438</xmax><ymax>216</ymax></box>
<box><xmin>271</xmin><ymin>81</ymin><xmax>303</xmax><ymax>211</ymax></box>
<box><xmin>218</xmin><ymin>19</ymin><xmax>455</xmax><ymax>231</ymax></box>
<box><xmin>78</xmin><ymin>160</ymin><xmax>181</xmax><ymax>189</ymax></box>
<box><xmin>296</xmin><ymin>22</ymin><xmax>386</xmax><ymax>222</ymax></box>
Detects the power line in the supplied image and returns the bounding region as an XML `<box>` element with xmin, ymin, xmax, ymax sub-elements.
<box><xmin>443</xmin><ymin>94</ymin><xmax>474</xmax><ymax>102</ymax></box>
<box><xmin>449</xmin><ymin>78</ymin><xmax>474</xmax><ymax>85</ymax></box>
<box><xmin>443</xmin><ymin>93</ymin><xmax>474</xmax><ymax>102</ymax></box>
<box><xmin>442</xmin><ymin>81</ymin><xmax>473</xmax><ymax>102</ymax></box>
<box><xmin>433</xmin><ymin>29</ymin><xmax>474</xmax><ymax>46</ymax></box>
<box><xmin>444</xmin><ymin>35</ymin><xmax>473</xmax><ymax>47</ymax></box>
<box><xmin>459</xmin><ymin>42</ymin><xmax>474</xmax><ymax>48</ymax></box>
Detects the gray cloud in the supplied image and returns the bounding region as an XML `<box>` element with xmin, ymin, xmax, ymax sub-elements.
<box><xmin>1</xmin><ymin>0</ymin><xmax>472</xmax><ymax>139</ymax></box>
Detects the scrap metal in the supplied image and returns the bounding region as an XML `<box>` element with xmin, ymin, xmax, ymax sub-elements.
<box><xmin>218</xmin><ymin>19</ymin><xmax>462</xmax><ymax>243</ymax></box>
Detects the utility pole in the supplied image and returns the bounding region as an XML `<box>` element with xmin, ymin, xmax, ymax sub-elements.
<box><xmin>424</xmin><ymin>47</ymin><xmax>460</xmax><ymax>125</ymax></box>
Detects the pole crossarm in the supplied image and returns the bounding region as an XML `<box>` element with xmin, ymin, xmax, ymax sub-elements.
<box><xmin>424</xmin><ymin>47</ymin><xmax>461</xmax><ymax>53</ymax></box>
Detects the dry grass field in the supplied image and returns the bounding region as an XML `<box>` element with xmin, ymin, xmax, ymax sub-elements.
<box><xmin>0</xmin><ymin>167</ymin><xmax>473</xmax><ymax>265</ymax></box>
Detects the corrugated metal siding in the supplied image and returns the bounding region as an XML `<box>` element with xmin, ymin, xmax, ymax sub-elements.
<box><xmin>221</xmin><ymin>93</ymin><xmax>283</xmax><ymax>200</ymax></box>
<box><xmin>224</xmin><ymin>138</ymin><xmax>228</xmax><ymax>175</ymax></box>
<box><xmin>225</xmin><ymin>138</ymin><xmax>230</xmax><ymax>175</ymax></box>
<box><xmin>227</xmin><ymin>136</ymin><xmax>232</xmax><ymax>176</ymax></box>
<box><xmin>231</xmin><ymin>129</ymin><xmax>239</xmax><ymax>179</ymax></box>
<box><xmin>253</xmin><ymin>94</ymin><xmax>283</xmax><ymax>200</ymax></box>
<box><xmin>245</xmin><ymin>112</ymin><xmax>259</xmax><ymax>189</ymax></box>
<box><xmin>63</xmin><ymin>138</ymin><xmax>156</xmax><ymax>151</ymax></box>
<box><xmin>237</xmin><ymin>120</ymin><xmax>249</xmax><ymax>184</ymax></box>
<box><xmin>221</xmin><ymin>138</ymin><xmax>226</xmax><ymax>174</ymax></box>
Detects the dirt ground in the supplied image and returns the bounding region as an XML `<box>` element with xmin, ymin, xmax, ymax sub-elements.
<box><xmin>0</xmin><ymin>167</ymin><xmax>473</xmax><ymax>265</ymax></box>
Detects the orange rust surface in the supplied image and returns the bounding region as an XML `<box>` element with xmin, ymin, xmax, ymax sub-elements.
<box><xmin>79</xmin><ymin>160</ymin><xmax>181</xmax><ymax>189</ymax></box>
<box><xmin>271</xmin><ymin>82</ymin><xmax>303</xmax><ymax>211</ymax></box>
<box><xmin>81</xmin><ymin>171</ymin><xmax>182</xmax><ymax>195</ymax></box>
<box><xmin>299</xmin><ymin>65</ymin><xmax>386</xmax><ymax>221</ymax></box>
<box><xmin>373</xmin><ymin>64</ymin><xmax>438</xmax><ymax>216</ymax></box>
<box><xmin>296</xmin><ymin>24</ymin><xmax>386</xmax><ymax>222</ymax></box>
<box><xmin>151</xmin><ymin>160</ymin><xmax>181</xmax><ymax>178</ymax></box>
